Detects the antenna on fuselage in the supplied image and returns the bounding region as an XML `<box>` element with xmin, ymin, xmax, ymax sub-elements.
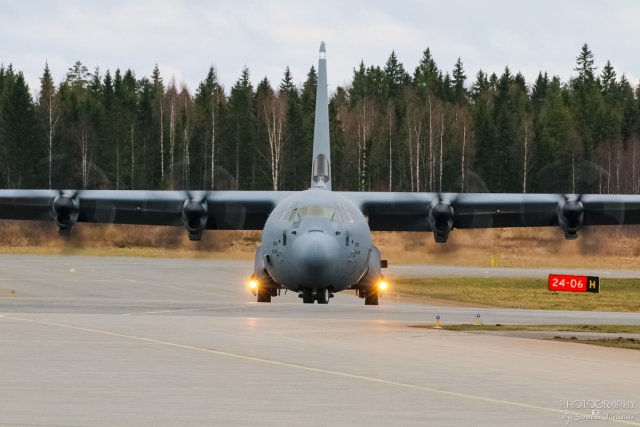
<box><xmin>311</xmin><ymin>41</ymin><xmax>331</xmax><ymax>190</ymax></box>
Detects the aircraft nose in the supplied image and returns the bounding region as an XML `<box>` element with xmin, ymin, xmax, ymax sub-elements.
<box><xmin>292</xmin><ymin>231</ymin><xmax>339</xmax><ymax>272</ymax></box>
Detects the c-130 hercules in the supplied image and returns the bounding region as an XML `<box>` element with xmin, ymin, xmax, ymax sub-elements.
<box><xmin>3</xmin><ymin>42</ymin><xmax>640</xmax><ymax>304</ymax></box>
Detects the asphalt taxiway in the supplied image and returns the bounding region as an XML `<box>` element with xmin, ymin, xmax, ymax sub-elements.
<box><xmin>1</xmin><ymin>255</ymin><xmax>638</xmax><ymax>426</ymax></box>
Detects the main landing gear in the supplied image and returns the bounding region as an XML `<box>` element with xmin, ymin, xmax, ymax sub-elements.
<box><xmin>248</xmin><ymin>275</ymin><xmax>278</xmax><ymax>303</ymax></box>
<box><xmin>354</xmin><ymin>287</ymin><xmax>380</xmax><ymax>305</ymax></box>
<box><xmin>299</xmin><ymin>288</ymin><xmax>332</xmax><ymax>304</ymax></box>
<box><xmin>257</xmin><ymin>287</ymin><xmax>272</xmax><ymax>303</ymax></box>
<box><xmin>364</xmin><ymin>290</ymin><xmax>379</xmax><ymax>306</ymax></box>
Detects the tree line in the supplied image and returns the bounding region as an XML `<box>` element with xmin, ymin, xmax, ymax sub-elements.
<box><xmin>0</xmin><ymin>43</ymin><xmax>639</xmax><ymax>194</ymax></box>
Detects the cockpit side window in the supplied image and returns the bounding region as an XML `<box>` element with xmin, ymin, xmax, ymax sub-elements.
<box><xmin>279</xmin><ymin>202</ymin><xmax>298</xmax><ymax>222</ymax></box>
<box><xmin>337</xmin><ymin>204</ymin><xmax>354</xmax><ymax>223</ymax></box>
<box><xmin>289</xmin><ymin>209</ymin><xmax>302</xmax><ymax>224</ymax></box>
<box><xmin>330</xmin><ymin>206</ymin><xmax>343</xmax><ymax>223</ymax></box>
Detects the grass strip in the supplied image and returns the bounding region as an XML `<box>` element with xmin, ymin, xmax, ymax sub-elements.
<box><xmin>411</xmin><ymin>324</ymin><xmax>640</xmax><ymax>333</ymax></box>
<box><xmin>411</xmin><ymin>324</ymin><xmax>640</xmax><ymax>350</ymax></box>
<box><xmin>394</xmin><ymin>277</ymin><xmax>640</xmax><ymax>311</ymax></box>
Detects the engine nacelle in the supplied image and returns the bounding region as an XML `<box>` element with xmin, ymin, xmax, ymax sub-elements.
<box><xmin>557</xmin><ymin>196</ymin><xmax>583</xmax><ymax>240</ymax></box>
<box><xmin>51</xmin><ymin>193</ymin><xmax>79</xmax><ymax>236</ymax></box>
<box><xmin>181</xmin><ymin>198</ymin><xmax>208</xmax><ymax>241</ymax></box>
<box><xmin>428</xmin><ymin>199</ymin><xmax>454</xmax><ymax>243</ymax></box>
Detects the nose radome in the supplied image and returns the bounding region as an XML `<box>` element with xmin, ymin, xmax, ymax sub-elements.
<box><xmin>293</xmin><ymin>231</ymin><xmax>339</xmax><ymax>271</ymax></box>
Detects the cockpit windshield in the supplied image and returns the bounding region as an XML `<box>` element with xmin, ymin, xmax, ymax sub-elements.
<box><xmin>288</xmin><ymin>205</ymin><xmax>342</xmax><ymax>223</ymax></box>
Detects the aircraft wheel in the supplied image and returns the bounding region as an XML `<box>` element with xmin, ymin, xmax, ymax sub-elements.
<box><xmin>257</xmin><ymin>288</ymin><xmax>271</xmax><ymax>303</ymax></box>
<box><xmin>302</xmin><ymin>288</ymin><xmax>314</xmax><ymax>304</ymax></box>
<box><xmin>316</xmin><ymin>288</ymin><xmax>329</xmax><ymax>304</ymax></box>
<box><xmin>364</xmin><ymin>291</ymin><xmax>379</xmax><ymax>306</ymax></box>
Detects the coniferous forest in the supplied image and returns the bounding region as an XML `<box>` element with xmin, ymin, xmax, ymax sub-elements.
<box><xmin>1</xmin><ymin>43</ymin><xmax>639</xmax><ymax>194</ymax></box>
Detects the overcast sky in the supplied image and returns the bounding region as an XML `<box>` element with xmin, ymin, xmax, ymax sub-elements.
<box><xmin>1</xmin><ymin>0</ymin><xmax>639</xmax><ymax>95</ymax></box>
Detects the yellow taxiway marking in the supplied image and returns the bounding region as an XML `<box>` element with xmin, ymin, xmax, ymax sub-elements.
<box><xmin>1</xmin><ymin>314</ymin><xmax>638</xmax><ymax>426</ymax></box>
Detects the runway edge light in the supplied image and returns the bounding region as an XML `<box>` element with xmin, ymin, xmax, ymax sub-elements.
<box><xmin>475</xmin><ymin>313</ymin><xmax>482</xmax><ymax>326</ymax></box>
<box><xmin>434</xmin><ymin>315</ymin><xmax>442</xmax><ymax>329</ymax></box>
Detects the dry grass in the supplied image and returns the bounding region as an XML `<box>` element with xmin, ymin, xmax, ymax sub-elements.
<box><xmin>0</xmin><ymin>245</ymin><xmax>253</xmax><ymax>260</ymax></box>
<box><xmin>0</xmin><ymin>221</ymin><xmax>257</xmax><ymax>259</ymax></box>
<box><xmin>552</xmin><ymin>337</ymin><xmax>640</xmax><ymax>350</ymax></box>
<box><xmin>411</xmin><ymin>324</ymin><xmax>640</xmax><ymax>350</ymax></box>
<box><xmin>374</xmin><ymin>226</ymin><xmax>640</xmax><ymax>269</ymax></box>
<box><xmin>394</xmin><ymin>277</ymin><xmax>640</xmax><ymax>311</ymax></box>
<box><xmin>418</xmin><ymin>324</ymin><xmax>640</xmax><ymax>333</ymax></box>
<box><xmin>1</xmin><ymin>221</ymin><xmax>640</xmax><ymax>270</ymax></box>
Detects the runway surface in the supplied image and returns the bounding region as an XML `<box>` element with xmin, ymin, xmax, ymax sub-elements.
<box><xmin>1</xmin><ymin>255</ymin><xmax>639</xmax><ymax>426</ymax></box>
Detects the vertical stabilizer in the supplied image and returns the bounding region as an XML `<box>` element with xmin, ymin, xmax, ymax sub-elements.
<box><xmin>311</xmin><ymin>41</ymin><xmax>331</xmax><ymax>190</ymax></box>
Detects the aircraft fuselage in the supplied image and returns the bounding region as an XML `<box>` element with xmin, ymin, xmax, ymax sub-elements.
<box><xmin>258</xmin><ymin>189</ymin><xmax>372</xmax><ymax>293</ymax></box>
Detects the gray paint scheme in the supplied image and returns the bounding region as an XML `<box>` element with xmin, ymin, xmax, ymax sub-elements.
<box><xmin>258</xmin><ymin>189</ymin><xmax>372</xmax><ymax>297</ymax></box>
<box><xmin>311</xmin><ymin>41</ymin><xmax>331</xmax><ymax>190</ymax></box>
<box><xmin>2</xmin><ymin>43</ymin><xmax>640</xmax><ymax>304</ymax></box>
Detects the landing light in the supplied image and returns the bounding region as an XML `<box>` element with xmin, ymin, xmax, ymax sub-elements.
<box><xmin>378</xmin><ymin>280</ymin><xmax>389</xmax><ymax>291</ymax></box>
<box><xmin>248</xmin><ymin>279</ymin><xmax>259</xmax><ymax>290</ymax></box>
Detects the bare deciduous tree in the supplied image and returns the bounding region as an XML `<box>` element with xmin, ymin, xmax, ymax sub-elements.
<box><xmin>80</xmin><ymin>127</ymin><xmax>89</xmax><ymax>189</ymax></box>
<box><xmin>159</xmin><ymin>98</ymin><xmax>164</xmax><ymax>184</ymax></box>
<box><xmin>521</xmin><ymin>119</ymin><xmax>531</xmax><ymax>193</ymax></box>
<box><xmin>355</xmin><ymin>98</ymin><xmax>374</xmax><ymax>191</ymax></box>
<box><xmin>39</xmin><ymin>65</ymin><xmax>61</xmax><ymax>189</ymax></box>
<box><xmin>260</xmin><ymin>89</ymin><xmax>288</xmax><ymax>190</ymax></box>
<box><xmin>342</xmin><ymin>97</ymin><xmax>376</xmax><ymax>192</ymax></box>
<box><xmin>388</xmin><ymin>106</ymin><xmax>393</xmax><ymax>192</ymax></box>
<box><xmin>130</xmin><ymin>123</ymin><xmax>135</xmax><ymax>188</ymax></box>
<box><xmin>408</xmin><ymin>109</ymin><xmax>422</xmax><ymax>192</ymax></box>
<box><xmin>461</xmin><ymin>121</ymin><xmax>467</xmax><ymax>192</ymax></box>
<box><xmin>211</xmin><ymin>86</ymin><xmax>217</xmax><ymax>190</ymax></box>
<box><xmin>428</xmin><ymin>95</ymin><xmax>434</xmax><ymax>192</ymax></box>
<box><xmin>166</xmin><ymin>80</ymin><xmax>177</xmax><ymax>190</ymax></box>
<box><xmin>439</xmin><ymin>111</ymin><xmax>445</xmax><ymax>192</ymax></box>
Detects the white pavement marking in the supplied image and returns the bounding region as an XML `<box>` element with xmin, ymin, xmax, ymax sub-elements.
<box><xmin>2</xmin><ymin>314</ymin><xmax>638</xmax><ymax>426</ymax></box>
<box><xmin>94</xmin><ymin>273</ymin><xmax>228</xmax><ymax>297</ymax></box>
<box><xmin>123</xmin><ymin>305</ymin><xmax>241</xmax><ymax>315</ymax></box>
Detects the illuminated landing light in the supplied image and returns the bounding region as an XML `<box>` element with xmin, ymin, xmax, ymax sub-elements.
<box><xmin>377</xmin><ymin>280</ymin><xmax>389</xmax><ymax>291</ymax></box>
<box><xmin>248</xmin><ymin>278</ymin><xmax>259</xmax><ymax>291</ymax></box>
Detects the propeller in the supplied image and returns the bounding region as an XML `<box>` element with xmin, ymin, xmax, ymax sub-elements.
<box><xmin>428</xmin><ymin>194</ymin><xmax>455</xmax><ymax>243</ymax></box>
<box><xmin>181</xmin><ymin>191</ymin><xmax>209</xmax><ymax>241</ymax></box>
<box><xmin>557</xmin><ymin>194</ymin><xmax>584</xmax><ymax>240</ymax></box>
<box><xmin>51</xmin><ymin>190</ymin><xmax>80</xmax><ymax>236</ymax></box>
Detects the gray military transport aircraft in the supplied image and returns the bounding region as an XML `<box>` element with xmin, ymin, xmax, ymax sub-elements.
<box><xmin>2</xmin><ymin>42</ymin><xmax>640</xmax><ymax>305</ymax></box>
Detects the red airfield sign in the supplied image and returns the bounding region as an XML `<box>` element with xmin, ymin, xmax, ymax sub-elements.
<box><xmin>548</xmin><ymin>274</ymin><xmax>600</xmax><ymax>293</ymax></box>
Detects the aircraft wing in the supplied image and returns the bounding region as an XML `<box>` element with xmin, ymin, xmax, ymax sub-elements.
<box><xmin>0</xmin><ymin>190</ymin><xmax>293</xmax><ymax>239</ymax></box>
<box><xmin>343</xmin><ymin>192</ymin><xmax>640</xmax><ymax>241</ymax></box>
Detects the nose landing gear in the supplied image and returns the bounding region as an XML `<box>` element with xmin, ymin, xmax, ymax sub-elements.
<box><xmin>301</xmin><ymin>288</ymin><xmax>314</xmax><ymax>304</ymax></box>
<box><xmin>299</xmin><ymin>288</ymin><xmax>333</xmax><ymax>304</ymax></box>
<box><xmin>316</xmin><ymin>288</ymin><xmax>329</xmax><ymax>304</ymax></box>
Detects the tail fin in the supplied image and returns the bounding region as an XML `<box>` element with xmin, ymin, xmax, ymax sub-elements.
<box><xmin>311</xmin><ymin>41</ymin><xmax>331</xmax><ymax>190</ymax></box>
